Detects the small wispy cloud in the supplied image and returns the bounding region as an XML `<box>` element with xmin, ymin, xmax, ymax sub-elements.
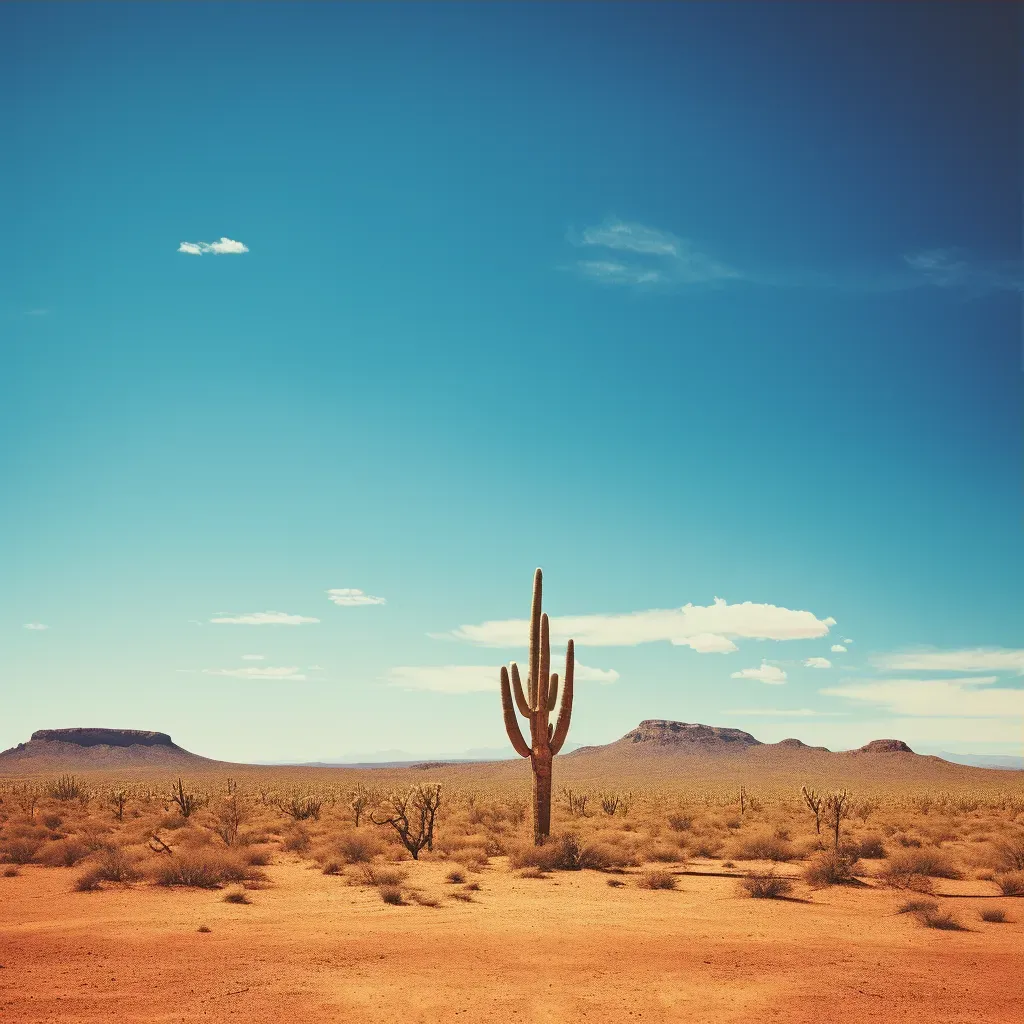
<box><xmin>873</xmin><ymin>648</ymin><xmax>1024</xmax><ymax>675</ymax></box>
<box><xmin>241</xmin><ymin>654</ymin><xmax>265</xmax><ymax>661</ymax></box>
<box><xmin>23</xmin><ymin>622</ymin><xmax>49</xmax><ymax>631</ymax></box>
<box><xmin>209</xmin><ymin>611</ymin><xmax>320</xmax><ymax>626</ymax></box>
<box><xmin>822</xmin><ymin>676</ymin><xmax>1023</xmax><ymax>718</ymax></box>
<box><xmin>731</xmin><ymin>662</ymin><xmax>787</xmax><ymax>685</ymax></box>
<box><xmin>203</xmin><ymin>665</ymin><xmax>306</xmax><ymax>680</ymax></box>
<box><xmin>388</xmin><ymin>661</ymin><xmax>618</xmax><ymax>694</ymax></box>
<box><xmin>566</xmin><ymin>219</ymin><xmax>1021</xmax><ymax>295</ymax></box>
<box><xmin>903</xmin><ymin>249</ymin><xmax>1023</xmax><ymax>293</ymax></box>
<box><xmin>803</xmin><ymin>657</ymin><xmax>832</xmax><ymax>669</ymax></box>
<box><xmin>831</xmin><ymin>644</ymin><xmax>847</xmax><ymax>653</ymax></box>
<box><xmin>570</xmin><ymin>219</ymin><xmax>741</xmax><ymax>289</ymax></box>
<box><xmin>24</xmin><ymin>308</ymin><xmax>49</xmax><ymax>317</ymax></box>
<box><xmin>441</xmin><ymin>598</ymin><xmax>834</xmax><ymax>650</ymax></box>
<box><xmin>327</xmin><ymin>588</ymin><xmax>386</xmax><ymax>607</ymax></box>
<box><xmin>178</xmin><ymin>237</ymin><xmax>249</xmax><ymax>256</ymax></box>
<box><xmin>842</xmin><ymin>638</ymin><xmax>853</xmax><ymax>644</ymax></box>
<box><xmin>727</xmin><ymin>707</ymin><xmax>846</xmax><ymax>717</ymax></box>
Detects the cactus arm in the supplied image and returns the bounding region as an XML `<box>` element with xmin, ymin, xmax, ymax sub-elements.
<box><xmin>549</xmin><ymin>639</ymin><xmax>574</xmax><ymax>755</ymax></box>
<box><xmin>528</xmin><ymin>569</ymin><xmax>542</xmax><ymax>709</ymax></box>
<box><xmin>500</xmin><ymin>667</ymin><xmax>532</xmax><ymax>758</ymax></box>
<box><xmin>510</xmin><ymin>662</ymin><xmax>532</xmax><ymax>718</ymax></box>
<box><xmin>547</xmin><ymin>672</ymin><xmax>558</xmax><ymax>712</ymax></box>
<box><xmin>539</xmin><ymin>613</ymin><xmax>551</xmax><ymax>714</ymax></box>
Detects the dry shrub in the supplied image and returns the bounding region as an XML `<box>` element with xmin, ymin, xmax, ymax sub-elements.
<box><xmin>452</xmin><ymin>846</ymin><xmax>490</xmax><ymax>871</ymax></box>
<box><xmin>689</xmin><ymin>838</ymin><xmax>723</xmax><ymax>859</ymax></box>
<box><xmin>607</xmin><ymin>878</ymin><xmax>625</xmax><ymax>887</ymax></box>
<box><xmin>445</xmin><ymin>868</ymin><xmax>466</xmax><ymax>884</ymax></box>
<box><xmin>378</xmin><ymin>884</ymin><xmax>404</xmax><ymax>905</ymax></box>
<box><xmin>242</xmin><ymin>844</ymin><xmax>272</xmax><ymax>866</ymax></box>
<box><xmin>41</xmin><ymin>813</ymin><xmax>63</xmax><ymax>830</ymax></box>
<box><xmin>153</xmin><ymin>849</ymin><xmax>265</xmax><ymax>889</ymax></box>
<box><xmin>360</xmin><ymin>864</ymin><xmax>407</xmax><ymax>887</ymax></box>
<box><xmin>740</xmin><ymin>871</ymin><xmax>794</xmax><ymax>899</ymax></box>
<box><xmin>880</xmin><ymin>848</ymin><xmax>961</xmax><ymax>886</ymax></box>
<box><xmin>334</xmin><ymin>831</ymin><xmax>382</xmax><ymax>864</ymax></box>
<box><xmin>979</xmin><ymin>906</ymin><xmax>1009</xmax><ymax>923</ymax></box>
<box><xmin>732</xmin><ymin>833</ymin><xmax>796</xmax><ymax>863</ymax></box>
<box><xmin>322</xmin><ymin>860</ymin><xmax>342</xmax><ymax>875</ymax></box>
<box><xmin>74</xmin><ymin>848</ymin><xmax>143</xmax><ymax>890</ymax></box>
<box><xmin>1</xmin><ymin>838</ymin><xmax>43</xmax><ymax>864</ymax></box>
<box><xmin>3</xmin><ymin>866</ymin><xmax>20</xmax><ymax>878</ymax></box>
<box><xmin>853</xmin><ymin>835</ymin><xmax>886</xmax><ymax>859</ymax></box>
<box><xmin>803</xmin><ymin>849</ymin><xmax>859</xmax><ymax>887</ymax></box>
<box><xmin>667</xmin><ymin>812</ymin><xmax>692</xmax><ymax>832</ymax></box>
<box><xmin>518</xmin><ymin>866</ymin><xmax>547</xmax><ymax>879</ymax></box>
<box><xmin>994</xmin><ymin>870</ymin><xmax>1024</xmax><ymax>896</ymax></box>
<box><xmin>992</xmin><ymin>834</ymin><xmax>1024</xmax><ymax>872</ymax></box>
<box><xmin>637</xmin><ymin>869</ymin><xmax>677</xmax><ymax>890</ymax></box>
<box><xmin>897</xmin><ymin>898</ymin><xmax>938</xmax><ymax>914</ymax></box>
<box><xmin>280</xmin><ymin>826</ymin><xmax>312</xmax><ymax>855</ymax></box>
<box><xmin>917</xmin><ymin>908</ymin><xmax>967</xmax><ymax>931</ymax></box>
<box><xmin>37</xmin><ymin>838</ymin><xmax>92</xmax><ymax>868</ymax></box>
<box><xmin>645</xmin><ymin>842</ymin><xmax>685</xmax><ymax>864</ymax></box>
<box><xmin>223</xmin><ymin>887</ymin><xmax>251</xmax><ymax>904</ymax></box>
<box><xmin>409</xmin><ymin>891</ymin><xmax>440</xmax><ymax>907</ymax></box>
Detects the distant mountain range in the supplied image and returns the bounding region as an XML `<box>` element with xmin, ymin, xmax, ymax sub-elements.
<box><xmin>1</xmin><ymin>723</ymin><xmax>1019</xmax><ymax>787</ymax></box>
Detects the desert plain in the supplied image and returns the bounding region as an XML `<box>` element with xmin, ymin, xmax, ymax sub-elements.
<box><xmin>1</xmin><ymin>722</ymin><xmax>1022</xmax><ymax>1024</ymax></box>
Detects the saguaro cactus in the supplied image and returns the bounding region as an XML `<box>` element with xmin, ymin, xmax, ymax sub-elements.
<box><xmin>500</xmin><ymin>568</ymin><xmax>574</xmax><ymax>845</ymax></box>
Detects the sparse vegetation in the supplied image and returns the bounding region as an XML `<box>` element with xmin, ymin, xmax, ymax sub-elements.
<box><xmin>979</xmin><ymin>906</ymin><xmax>1009</xmax><ymax>923</ymax></box>
<box><xmin>740</xmin><ymin>871</ymin><xmax>794</xmax><ymax>899</ymax></box>
<box><xmin>804</xmin><ymin>849</ymin><xmax>859</xmax><ymax>887</ymax></box>
<box><xmin>637</xmin><ymin>869</ymin><xmax>677</xmax><ymax>890</ymax></box>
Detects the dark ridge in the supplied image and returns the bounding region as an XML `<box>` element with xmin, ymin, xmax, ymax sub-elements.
<box><xmin>29</xmin><ymin>728</ymin><xmax>176</xmax><ymax>749</ymax></box>
<box><xmin>855</xmin><ymin>739</ymin><xmax>914</xmax><ymax>754</ymax></box>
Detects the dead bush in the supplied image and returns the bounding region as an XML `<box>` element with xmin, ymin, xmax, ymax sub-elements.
<box><xmin>897</xmin><ymin>898</ymin><xmax>937</xmax><ymax>914</ymax></box>
<box><xmin>1</xmin><ymin>837</ymin><xmax>43</xmax><ymax>864</ymax></box>
<box><xmin>37</xmin><ymin>838</ymin><xmax>91</xmax><ymax>868</ymax></box>
<box><xmin>732</xmin><ymin>833</ymin><xmax>796</xmax><ymax>863</ymax></box>
<box><xmin>994</xmin><ymin>870</ymin><xmax>1024</xmax><ymax>896</ymax></box>
<box><xmin>152</xmin><ymin>849</ymin><xmax>265</xmax><ymax>889</ymax></box>
<box><xmin>853</xmin><ymin>835</ymin><xmax>886</xmax><ymax>859</ymax></box>
<box><xmin>992</xmin><ymin>834</ymin><xmax>1024</xmax><ymax>872</ymax></box>
<box><xmin>378</xmin><ymin>884</ymin><xmax>404</xmax><ymax>905</ymax></box>
<box><xmin>880</xmin><ymin>849</ymin><xmax>961</xmax><ymax>885</ymax></box>
<box><xmin>360</xmin><ymin>864</ymin><xmax>407</xmax><ymax>887</ymax></box>
<box><xmin>281</xmin><ymin>826</ymin><xmax>312</xmax><ymax>855</ymax></box>
<box><xmin>74</xmin><ymin>848</ymin><xmax>142</xmax><ymax>890</ymax></box>
<box><xmin>334</xmin><ymin>831</ymin><xmax>382</xmax><ymax>864</ymax></box>
<box><xmin>740</xmin><ymin>871</ymin><xmax>794</xmax><ymax>899</ymax></box>
<box><xmin>803</xmin><ymin>849</ymin><xmax>859</xmax><ymax>887</ymax></box>
<box><xmin>917</xmin><ymin>908</ymin><xmax>968</xmax><ymax>931</ymax></box>
<box><xmin>637</xmin><ymin>869</ymin><xmax>677</xmax><ymax>890</ymax></box>
<box><xmin>979</xmin><ymin>906</ymin><xmax>1009</xmax><ymax>923</ymax></box>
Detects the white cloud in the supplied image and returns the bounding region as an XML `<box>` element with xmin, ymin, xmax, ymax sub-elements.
<box><xmin>241</xmin><ymin>654</ymin><xmax>265</xmax><ymax>661</ymax></box>
<box><xmin>209</xmin><ymin>611</ymin><xmax>320</xmax><ymax>626</ymax></box>
<box><xmin>903</xmin><ymin>249</ymin><xmax>1023</xmax><ymax>293</ymax></box>
<box><xmin>307</xmin><ymin>664</ymin><xmax>324</xmax><ymax>671</ymax></box>
<box><xmin>842</xmin><ymin>638</ymin><xmax>853</xmax><ymax>644</ymax></box>
<box><xmin>728</xmin><ymin>708</ymin><xmax>846</xmax><ymax>717</ymax></box>
<box><xmin>831</xmin><ymin>644</ymin><xmax>847</xmax><ymax>653</ymax></box>
<box><xmin>572</xmin><ymin>219</ymin><xmax>742</xmax><ymax>289</ymax></box>
<box><xmin>822</xmin><ymin>676</ymin><xmax>1023</xmax><ymax>719</ymax></box>
<box><xmin>873</xmin><ymin>648</ymin><xmax>1024</xmax><ymax>675</ymax></box>
<box><xmin>731</xmin><ymin>662</ymin><xmax>787</xmax><ymax>685</ymax></box>
<box><xmin>388</xmin><ymin>661</ymin><xmax>618</xmax><ymax>694</ymax></box>
<box><xmin>803</xmin><ymin>657</ymin><xmax>832</xmax><ymax>669</ymax></box>
<box><xmin>23</xmin><ymin>622</ymin><xmax>49</xmax><ymax>631</ymax></box>
<box><xmin>327</xmin><ymin>588</ymin><xmax>386</xmax><ymax>607</ymax></box>
<box><xmin>443</xmin><ymin>598</ymin><xmax>834</xmax><ymax>649</ymax></box>
<box><xmin>178</xmin><ymin>237</ymin><xmax>249</xmax><ymax>256</ymax></box>
<box><xmin>574</xmin><ymin>663</ymin><xmax>620</xmax><ymax>684</ymax></box>
<box><xmin>203</xmin><ymin>665</ymin><xmax>306</xmax><ymax>680</ymax></box>
<box><xmin>671</xmin><ymin>633</ymin><xmax>738</xmax><ymax>654</ymax></box>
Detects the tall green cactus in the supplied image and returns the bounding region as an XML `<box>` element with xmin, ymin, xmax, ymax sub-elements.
<box><xmin>500</xmin><ymin>568</ymin><xmax>574</xmax><ymax>845</ymax></box>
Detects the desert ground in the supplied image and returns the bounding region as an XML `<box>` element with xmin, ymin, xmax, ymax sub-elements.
<box><xmin>2</xmin><ymin>725</ymin><xmax>1023</xmax><ymax>1023</ymax></box>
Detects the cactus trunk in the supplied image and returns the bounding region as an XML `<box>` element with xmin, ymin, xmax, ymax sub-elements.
<box><xmin>499</xmin><ymin>568</ymin><xmax>574</xmax><ymax>845</ymax></box>
<box><xmin>532</xmin><ymin>754</ymin><xmax>552</xmax><ymax>844</ymax></box>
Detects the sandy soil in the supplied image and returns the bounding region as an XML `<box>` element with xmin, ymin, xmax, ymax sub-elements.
<box><xmin>1</xmin><ymin>860</ymin><xmax>1021</xmax><ymax>1024</ymax></box>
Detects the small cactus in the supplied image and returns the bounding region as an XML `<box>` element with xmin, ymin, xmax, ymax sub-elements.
<box><xmin>500</xmin><ymin>568</ymin><xmax>574</xmax><ymax>845</ymax></box>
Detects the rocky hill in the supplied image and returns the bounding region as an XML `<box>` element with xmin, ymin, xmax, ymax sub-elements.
<box><xmin>0</xmin><ymin>728</ymin><xmax>223</xmax><ymax>774</ymax></box>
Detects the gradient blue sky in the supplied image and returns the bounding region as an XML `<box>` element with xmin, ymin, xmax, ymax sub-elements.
<box><xmin>3</xmin><ymin>3</ymin><xmax>1022</xmax><ymax>762</ymax></box>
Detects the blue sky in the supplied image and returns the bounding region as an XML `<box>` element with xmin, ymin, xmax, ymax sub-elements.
<box><xmin>2</xmin><ymin>2</ymin><xmax>1022</xmax><ymax>762</ymax></box>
